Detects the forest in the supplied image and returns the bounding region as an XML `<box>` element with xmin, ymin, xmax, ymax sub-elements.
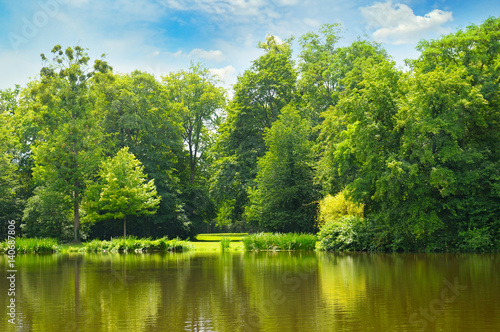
<box><xmin>0</xmin><ymin>17</ymin><xmax>499</xmax><ymax>252</ymax></box>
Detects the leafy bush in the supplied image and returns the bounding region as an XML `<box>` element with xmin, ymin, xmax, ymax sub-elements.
<box><xmin>317</xmin><ymin>191</ymin><xmax>364</xmax><ymax>227</ymax></box>
<box><xmin>242</xmin><ymin>233</ymin><xmax>316</xmax><ymax>251</ymax></box>
<box><xmin>458</xmin><ymin>227</ymin><xmax>493</xmax><ymax>252</ymax></box>
<box><xmin>21</xmin><ymin>187</ymin><xmax>75</xmax><ymax>242</ymax></box>
<box><xmin>317</xmin><ymin>216</ymin><xmax>368</xmax><ymax>251</ymax></box>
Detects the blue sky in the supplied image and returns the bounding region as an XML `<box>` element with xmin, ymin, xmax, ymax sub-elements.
<box><xmin>1</xmin><ymin>0</ymin><xmax>499</xmax><ymax>92</ymax></box>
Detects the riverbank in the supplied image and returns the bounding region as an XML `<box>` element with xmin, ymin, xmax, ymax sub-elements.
<box><xmin>1</xmin><ymin>233</ymin><xmax>322</xmax><ymax>253</ymax></box>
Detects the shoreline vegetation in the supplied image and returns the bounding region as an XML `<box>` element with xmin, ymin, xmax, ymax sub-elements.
<box><xmin>0</xmin><ymin>233</ymin><xmax>317</xmax><ymax>254</ymax></box>
<box><xmin>4</xmin><ymin>233</ymin><xmax>497</xmax><ymax>254</ymax></box>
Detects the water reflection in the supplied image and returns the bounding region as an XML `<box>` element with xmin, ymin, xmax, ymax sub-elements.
<box><xmin>0</xmin><ymin>252</ymin><xmax>499</xmax><ymax>331</ymax></box>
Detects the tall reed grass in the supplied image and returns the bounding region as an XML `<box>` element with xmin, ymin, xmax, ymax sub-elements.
<box><xmin>84</xmin><ymin>237</ymin><xmax>191</xmax><ymax>252</ymax></box>
<box><xmin>242</xmin><ymin>233</ymin><xmax>316</xmax><ymax>251</ymax></box>
<box><xmin>0</xmin><ymin>238</ymin><xmax>60</xmax><ymax>254</ymax></box>
<box><xmin>220</xmin><ymin>237</ymin><xmax>231</xmax><ymax>252</ymax></box>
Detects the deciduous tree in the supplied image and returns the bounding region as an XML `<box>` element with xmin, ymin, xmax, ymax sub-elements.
<box><xmin>211</xmin><ymin>36</ymin><xmax>297</xmax><ymax>227</ymax></box>
<box><xmin>83</xmin><ymin>147</ymin><xmax>160</xmax><ymax>238</ymax></box>
<box><xmin>23</xmin><ymin>45</ymin><xmax>111</xmax><ymax>241</ymax></box>
<box><xmin>245</xmin><ymin>107</ymin><xmax>318</xmax><ymax>232</ymax></box>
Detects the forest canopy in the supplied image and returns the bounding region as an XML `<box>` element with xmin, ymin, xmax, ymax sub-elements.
<box><xmin>1</xmin><ymin>18</ymin><xmax>499</xmax><ymax>251</ymax></box>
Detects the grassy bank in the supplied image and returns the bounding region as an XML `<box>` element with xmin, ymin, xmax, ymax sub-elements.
<box><xmin>0</xmin><ymin>238</ymin><xmax>60</xmax><ymax>254</ymax></box>
<box><xmin>84</xmin><ymin>237</ymin><xmax>192</xmax><ymax>252</ymax></box>
<box><xmin>195</xmin><ymin>233</ymin><xmax>248</xmax><ymax>242</ymax></box>
<box><xmin>242</xmin><ymin>233</ymin><xmax>317</xmax><ymax>251</ymax></box>
<box><xmin>1</xmin><ymin>233</ymin><xmax>318</xmax><ymax>253</ymax></box>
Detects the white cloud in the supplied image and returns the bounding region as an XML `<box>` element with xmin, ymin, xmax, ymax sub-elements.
<box><xmin>270</xmin><ymin>34</ymin><xmax>284</xmax><ymax>45</ymax></box>
<box><xmin>209</xmin><ymin>65</ymin><xmax>236</xmax><ymax>82</ymax></box>
<box><xmin>188</xmin><ymin>48</ymin><xmax>225</xmax><ymax>62</ymax></box>
<box><xmin>360</xmin><ymin>1</ymin><xmax>453</xmax><ymax>44</ymax></box>
<box><xmin>209</xmin><ymin>65</ymin><xmax>237</xmax><ymax>96</ymax></box>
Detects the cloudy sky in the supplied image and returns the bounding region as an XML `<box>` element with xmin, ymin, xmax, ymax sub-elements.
<box><xmin>0</xmin><ymin>0</ymin><xmax>498</xmax><ymax>91</ymax></box>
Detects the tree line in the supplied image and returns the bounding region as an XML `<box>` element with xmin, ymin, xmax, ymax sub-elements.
<box><xmin>1</xmin><ymin>18</ymin><xmax>499</xmax><ymax>250</ymax></box>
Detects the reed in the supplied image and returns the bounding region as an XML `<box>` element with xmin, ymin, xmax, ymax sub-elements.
<box><xmin>242</xmin><ymin>233</ymin><xmax>316</xmax><ymax>251</ymax></box>
<box><xmin>84</xmin><ymin>237</ymin><xmax>191</xmax><ymax>252</ymax></box>
<box><xmin>220</xmin><ymin>237</ymin><xmax>231</xmax><ymax>252</ymax></box>
<box><xmin>0</xmin><ymin>237</ymin><xmax>60</xmax><ymax>254</ymax></box>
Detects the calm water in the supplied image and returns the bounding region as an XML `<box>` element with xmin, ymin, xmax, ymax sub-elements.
<box><xmin>1</xmin><ymin>252</ymin><xmax>499</xmax><ymax>331</ymax></box>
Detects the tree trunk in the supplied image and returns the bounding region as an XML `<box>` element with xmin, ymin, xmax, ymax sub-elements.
<box><xmin>74</xmin><ymin>184</ymin><xmax>80</xmax><ymax>242</ymax></box>
<box><xmin>190</xmin><ymin>162</ymin><xmax>195</xmax><ymax>184</ymax></box>
<box><xmin>124</xmin><ymin>215</ymin><xmax>127</xmax><ymax>238</ymax></box>
<box><xmin>189</xmin><ymin>137</ymin><xmax>196</xmax><ymax>185</ymax></box>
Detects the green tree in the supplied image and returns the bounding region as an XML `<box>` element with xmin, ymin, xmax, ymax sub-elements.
<box><xmin>22</xmin><ymin>186</ymin><xmax>73</xmax><ymax>240</ymax></box>
<box><xmin>83</xmin><ymin>147</ymin><xmax>160</xmax><ymax>238</ymax></box>
<box><xmin>298</xmin><ymin>25</ymin><xmax>387</xmax><ymax>125</ymax></box>
<box><xmin>163</xmin><ymin>64</ymin><xmax>226</xmax><ymax>185</ymax></box>
<box><xmin>0</xmin><ymin>90</ymin><xmax>22</xmax><ymax>239</ymax></box>
<box><xmin>162</xmin><ymin>65</ymin><xmax>225</xmax><ymax>233</ymax></box>
<box><xmin>386</xmin><ymin>68</ymin><xmax>494</xmax><ymax>249</ymax></box>
<box><xmin>298</xmin><ymin>23</ymin><xmax>341</xmax><ymax>123</ymax></box>
<box><xmin>317</xmin><ymin>32</ymin><xmax>499</xmax><ymax>250</ymax></box>
<box><xmin>411</xmin><ymin>17</ymin><xmax>500</xmax><ymax>248</ymax></box>
<box><xmin>211</xmin><ymin>35</ymin><xmax>297</xmax><ymax>227</ymax></box>
<box><xmin>316</xmin><ymin>58</ymin><xmax>402</xmax><ymax>198</ymax></box>
<box><xmin>94</xmin><ymin>71</ymin><xmax>189</xmax><ymax>238</ymax></box>
<box><xmin>245</xmin><ymin>107</ymin><xmax>319</xmax><ymax>232</ymax></box>
<box><xmin>24</xmin><ymin>45</ymin><xmax>111</xmax><ymax>241</ymax></box>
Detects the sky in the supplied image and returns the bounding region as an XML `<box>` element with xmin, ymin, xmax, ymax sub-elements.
<box><xmin>0</xmin><ymin>0</ymin><xmax>499</xmax><ymax>92</ymax></box>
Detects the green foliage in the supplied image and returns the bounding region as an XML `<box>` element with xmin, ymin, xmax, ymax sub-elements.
<box><xmin>0</xmin><ymin>95</ymin><xmax>23</xmax><ymax>239</ymax></box>
<box><xmin>162</xmin><ymin>65</ymin><xmax>225</xmax><ymax>233</ymax></box>
<box><xmin>82</xmin><ymin>147</ymin><xmax>160</xmax><ymax>237</ymax></box>
<box><xmin>298</xmin><ymin>24</ymin><xmax>387</xmax><ymax>124</ymax></box>
<box><xmin>83</xmin><ymin>237</ymin><xmax>191</xmax><ymax>252</ymax></box>
<box><xmin>0</xmin><ymin>237</ymin><xmax>60</xmax><ymax>254</ymax></box>
<box><xmin>245</xmin><ymin>107</ymin><xmax>319</xmax><ymax>232</ymax></box>
<box><xmin>163</xmin><ymin>64</ymin><xmax>226</xmax><ymax>185</ymax></box>
<box><xmin>211</xmin><ymin>35</ymin><xmax>297</xmax><ymax>227</ymax></box>
<box><xmin>316</xmin><ymin>18</ymin><xmax>500</xmax><ymax>251</ymax></box>
<box><xmin>317</xmin><ymin>57</ymin><xmax>402</xmax><ymax>197</ymax></box>
<box><xmin>317</xmin><ymin>191</ymin><xmax>364</xmax><ymax>227</ymax></box>
<box><xmin>242</xmin><ymin>233</ymin><xmax>317</xmax><ymax>251</ymax></box>
<box><xmin>317</xmin><ymin>216</ymin><xmax>368</xmax><ymax>251</ymax></box>
<box><xmin>21</xmin><ymin>186</ymin><xmax>74</xmax><ymax>241</ymax></box>
<box><xmin>25</xmin><ymin>45</ymin><xmax>111</xmax><ymax>241</ymax></box>
<box><xmin>458</xmin><ymin>228</ymin><xmax>493</xmax><ymax>252</ymax></box>
<box><xmin>93</xmin><ymin>70</ymin><xmax>189</xmax><ymax>239</ymax></box>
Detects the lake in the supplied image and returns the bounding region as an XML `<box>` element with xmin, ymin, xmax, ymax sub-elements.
<box><xmin>1</xmin><ymin>252</ymin><xmax>499</xmax><ymax>331</ymax></box>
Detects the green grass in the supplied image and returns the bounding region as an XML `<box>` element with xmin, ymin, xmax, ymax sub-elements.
<box><xmin>190</xmin><ymin>240</ymin><xmax>243</xmax><ymax>251</ymax></box>
<box><xmin>242</xmin><ymin>233</ymin><xmax>317</xmax><ymax>251</ymax></box>
<box><xmin>0</xmin><ymin>238</ymin><xmax>60</xmax><ymax>254</ymax></box>
<box><xmin>195</xmin><ymin>233</ymin><xmax>248</xmax><ymax>241</ymax></box>
<box><xmin>83</xmin><ymin>237</ymin><xmax>192</xmax><ymax>252</ymax></box>
<box><xmin>1</xmin><ymin>233</ymin><xmax>315</xmax><ymax>254</ymax></box>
